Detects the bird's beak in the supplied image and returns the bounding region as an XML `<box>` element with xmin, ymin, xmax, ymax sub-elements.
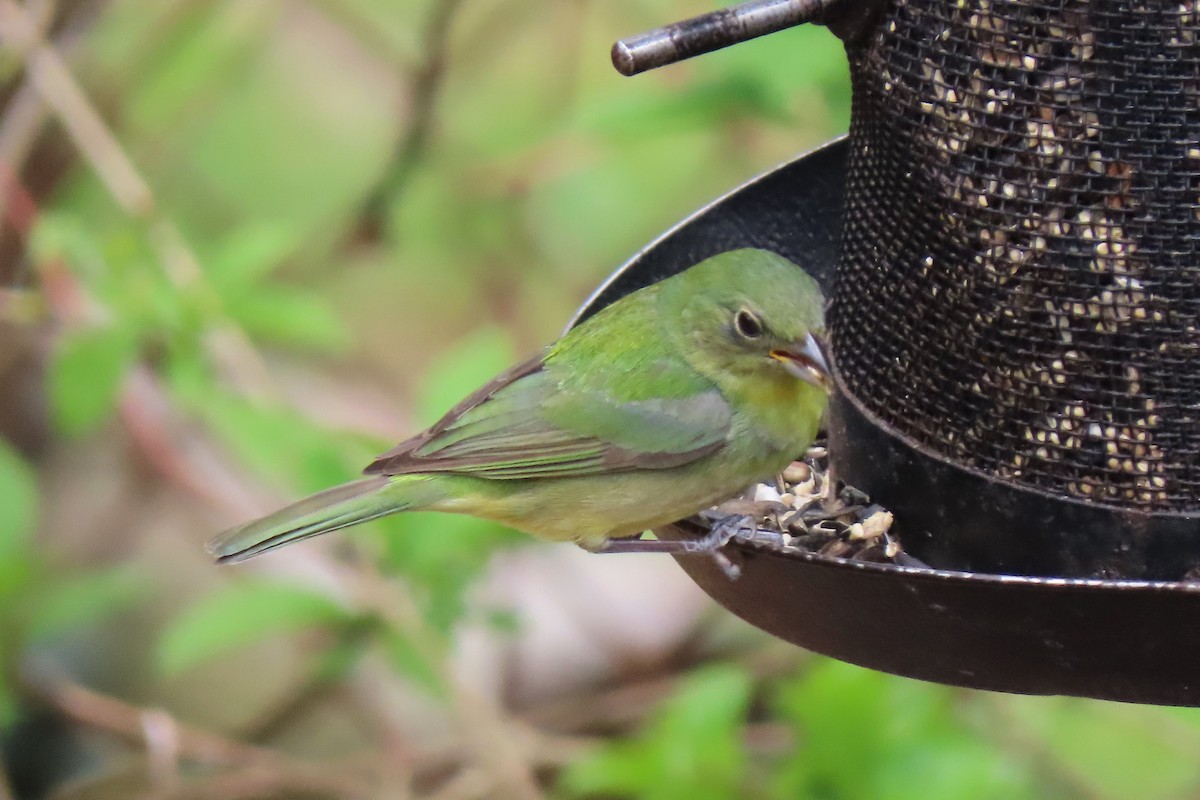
<box><xmin>770</xmin><ymin>334</ymin><xmax>831</xmax><ymax>391</ymax></box>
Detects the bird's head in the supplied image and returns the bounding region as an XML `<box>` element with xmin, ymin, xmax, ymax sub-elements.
<box><xmin>659</xmin><ymin>248</ymin><xmax>831</xmax><ymax>392</ymax></box>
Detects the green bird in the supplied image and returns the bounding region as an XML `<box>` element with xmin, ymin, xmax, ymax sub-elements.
<box><xmin>208</xmin><ymin>248</ymin><xmax>829</xmax><ymax>569</ymax></box>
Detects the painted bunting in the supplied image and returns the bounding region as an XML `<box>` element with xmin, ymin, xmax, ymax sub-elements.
<box><xmin>209</xmin><ymin>248</ymin><xmax>829</xmax><ymax>569</ymax></box>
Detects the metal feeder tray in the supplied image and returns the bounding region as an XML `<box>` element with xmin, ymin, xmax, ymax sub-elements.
<box><xmin>570</xmin><ymin>137</ymin><xmax>1200</xmax><ymax>708</ymax></box>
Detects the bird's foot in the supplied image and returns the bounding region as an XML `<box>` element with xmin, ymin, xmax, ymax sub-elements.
<box><xmin>687</xmin><ymin>512</ymin><xmax>755</xmax><ymax>550</ymax></box>
<box><xmin>695</xmin><ymin>512</ymin><xmax>764</xmax><ymax>579</ymax></box>
<box><xmin>591</xmin><ymin>516</ymin><xmax>752</xmax><ymax>580</ymax></box>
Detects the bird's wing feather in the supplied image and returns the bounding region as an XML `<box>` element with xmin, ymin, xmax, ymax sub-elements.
<box><xmin>364</xmin><ymin>337</ymin><xmax>731</xmax><ymax>481</ymax></box>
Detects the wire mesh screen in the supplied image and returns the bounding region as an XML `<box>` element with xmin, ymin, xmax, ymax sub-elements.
<box><xmin>831</xmin><ymin>0</ymin><xmax>1200</xmax><ymax>512</ymax></box>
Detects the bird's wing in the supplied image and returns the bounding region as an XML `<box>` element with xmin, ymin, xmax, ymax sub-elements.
<box><xmin>363</xmin><ymin>352</ymin><xmax>731</xmax><ymax>480</ymax></box>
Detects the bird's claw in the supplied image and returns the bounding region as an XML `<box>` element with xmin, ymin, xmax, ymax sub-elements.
<box><xmin>710</xmin><ymin>551</ymin><xmax>741</xmax><ymax>581</ymax></box>
<box><xmin>694</xmin><ymin>513</ymin><xmax>758</xmax><ymax>580</ymax></box>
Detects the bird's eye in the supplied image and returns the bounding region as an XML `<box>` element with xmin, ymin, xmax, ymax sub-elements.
<box><xmin>734</xmin><ymin>309</ymin><xmax>764</xmax><ymax>339</ymax></box>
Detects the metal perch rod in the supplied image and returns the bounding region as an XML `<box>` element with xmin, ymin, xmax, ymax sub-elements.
<box><xmin>611</xmin><ymin>0</ymin><xmax>845</xmax><ymax>76</ymax></box>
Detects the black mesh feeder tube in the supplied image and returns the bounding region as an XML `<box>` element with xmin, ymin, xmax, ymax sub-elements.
<box><xmin>830</xmin><ymin>0</ymin><xmax>1200</xmax><ymax>581</ymax></box>
<box><xmin>592</xmin><ymin>0</ymin><xmax>1200</xmax><ymax>706</ymax></box>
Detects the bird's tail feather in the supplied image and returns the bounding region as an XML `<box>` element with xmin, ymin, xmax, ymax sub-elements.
<box><xmin>208</xmin><ymin>476</ymin><xmax>408</xmax><ymax>564</ymax></box>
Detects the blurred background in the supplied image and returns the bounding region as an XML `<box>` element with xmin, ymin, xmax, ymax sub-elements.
<box><xmin>2</xmin><ymin>1</ymin><xmax>1200</xmax><ymax>798</ymax></box>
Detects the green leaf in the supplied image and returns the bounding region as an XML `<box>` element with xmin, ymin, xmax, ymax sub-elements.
<box><xmin>0</xmin><ymin>440</ymin><xmax>36</xmax><ymax>560</ymax></box>
<box><xmin>228</xmin><ymin>288</ymin><xmax>348</xmax><ymax>352</ymax></box>
<box><xmin>49</xmin><ymin>326</ymin><xmax>137</xmax><ymax>436</ymax></box>
<box><xmin>158</xmin><ymin>581</ymin><xmax>352</xmax><ymax>676</ymax></box>
<box><xmin>161</xmin><ymin>345</ymin><xmax>216</xmax><ymax>407</ymax></box>
<box><xmin>1001</xmin><ymin>697</ymin><xmax>1200</xmax><ymax>800</ymax></box>
<box><xmin>30</xmin><ymin>567</ymin><xmax>142</xmax><ymax>639</ymax></box>
<box><xmin>379</xmin><ymin>627</ymin><xmax>448</xmax><ymax>699</ymax></box>
<box><xmin>30</xmin><ymin>211</ymin><xmax>110</xmax><ymax>282</ymax></box>
<box><xmin>770</xmin><ymin>661</ymin><xmax>1039</xmax><ymax>800</ymax></box>
<box><xmin>206</xmin><ymin>224</ymin><xmax>301</xmax><ymax>290</ymax></box>
<box><xmin>200</xmin><ymin>392</ymin><xmax>373</xmax><ymax>494</ymax></box>
<box><xmin>368</xmin><ymin>510</ymin><xmax>522</xmax><ymax>636</ymax></box>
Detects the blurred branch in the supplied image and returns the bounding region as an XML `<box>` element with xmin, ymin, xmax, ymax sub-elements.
<box><xmin>27</xmin><ymin>669</ymin><xmax>585</xmax><ymax>800</ymax></box>
<box><xmin>0</xmin><ymin>0</ymin><xmax>151</xmax><ymax>216</ymax></box>
<box><xmin>239</xmin><ymin>670</ymin><xmax>346</xmax><ymax>746</ymax></box>
<box><xmin>350</xmin><ymin>560</ymin><xmax>546</xmax><ymax>800</ymax></box>
<box><xmin>0</xmin><ymin>761</ymin><xmax>12</xmax><ymax>800</ymax></box>
<box><xmin>412</xmin><ymin>730</ymin><xmax>597</xmax><ymax>787</ymax></box>
<box><xmin>0</xmin><ymin>0</ymin><xmax>56</xmax><ymax>178</ymax></box>
<box><xmin>119</xmin><ymin>365</ymin><xmax>264</xmax><ymax>519</ymax></box>
<box><xmin>0</xmin><ymin>0</ymin><xmax>273</xmax><ymax>397</ymax></box>
<box><xmin>357</xmin><ymin>0</ymin><xmax>465</xmax><ymax>236</ymax></box>
<box><xmin>424</xmin><ymin>767</ymin><xmax>493</xmax><ymax>800</ymax></box>
<box><xmin>309</xmin><ymin>0</ymin><xmax>407</xmax><ymax>67</ymax></box>
<box><xmin>141</xmin><ymin>706</ymin><xmax>183</xmax><ymax>794</ymax></box>
<box><xmin>26</xmin><ymin>676</ymin><xmax>376</xmax><ymax>799</ymax></box>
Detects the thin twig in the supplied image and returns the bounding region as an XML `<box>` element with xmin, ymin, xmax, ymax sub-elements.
<box><xmin>350</xmin><ymin>561</ymin><xmax>545</xmax><ymax>800</ymax></box>
<box><xmin>0</xmin><ymin>0</ymin><xmax>152</xmax><ymax>216</ymax></box>
<box><xmin>0</xmin><ymin>0</ymin><xmax>96</xmax><ymax>291</ymax></box>
<box><xmin>239</xmin><ymin>670</ymin><xmax>345</xmax><ymax>745</ymax></box>
<box><xmin>0</xmin><ymin>8</ymin><xmax>50</xmax><ymax>170</ymax></box>
<box><xmin>0</xmin><ymin>760</ymin><xmax>13</xmax><ymax>800</ymax></box>
<box><xmin>423</xmin><ymin>766</ymin><xmax>492</xmax><ymax>800</ymax></box>
<box><xmin>118</xmin><ymin>365</ymin><xmax>264</xmax><ymax>519</ymax></box>
<box><xmin>307</xmin><ymin>0</ymin><xmax>409</xmax><ymax>67</ymax></box>
<box><xmin>141</xmin><ymin>706</ymin><xmax>183</xmax><ymax>793</ymax></box>
<box><xmin>33</xmin><ymin>677</ymin><xmax>280</xmax><ymax>766</ymax></box>
<box><xmin>358</xmin><ymin>0</ymin><xmax>465</xmax><ymax>233</ymax></box>
<box><xmin>26</xmin><ymin>676</ymin><xmax>375</xmax><ymax>799</ymax></box>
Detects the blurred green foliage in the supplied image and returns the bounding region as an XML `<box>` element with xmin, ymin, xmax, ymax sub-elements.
<box><xmin>0</xmin><ymin>441</ymin><xmax>139</xmax><ymax>727</ymax></box>
<box><xmin>158</xmin><ymin>580</ymin><xmax>353</xmax><ymax>677</ymax></box>
<box><xmin>561</xmin><ymin>665</ymin><xmax>754</xmax><ymax>800</ymax></box>
<box><xmin>768</xmin><ymin>661</ymin><xmax>1038</xmax><ymax>800</ymax></box>
<box><xmin>5</xmin><ymin>1</ymin><xmax>1200</xmax><ymax>798</ymax></box>
<box><xmin>563</xmin><ymin>656</ymin><xmax>1200</xmax><ymax>800</ymax></box>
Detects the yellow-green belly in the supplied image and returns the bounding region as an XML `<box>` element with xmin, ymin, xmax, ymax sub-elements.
<box><xmin>425</xmin><ymin>447</ymin><xmax>792</xmax><ymax>550</ymax></box>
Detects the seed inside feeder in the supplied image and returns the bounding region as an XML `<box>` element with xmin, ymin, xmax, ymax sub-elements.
<box><xmin>699</xmin><ymin>441</ymin><xmax>913</xmax><ymax>567</ymax></box>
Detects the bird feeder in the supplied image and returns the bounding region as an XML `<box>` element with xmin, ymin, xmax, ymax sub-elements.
<box><xmin>578</xmin><ymin>0</ymin><xmax>1200</xmax><ymax>706</ymax></box>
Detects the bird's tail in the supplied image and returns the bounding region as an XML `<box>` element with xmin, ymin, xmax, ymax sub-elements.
<box><xmin>208</xmin><ymin>476</ymin><xmax>424</xmax><ymax>564</ymax></box>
